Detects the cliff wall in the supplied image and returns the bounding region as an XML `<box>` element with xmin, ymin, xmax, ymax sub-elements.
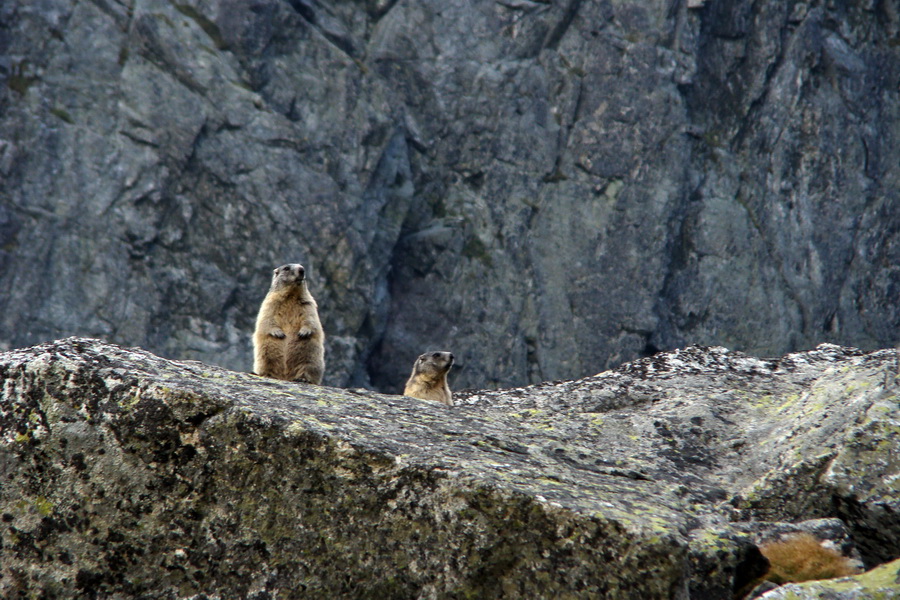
<box><xmin>1</xmin><ymin>1</ymin><xmax>899</xmax><ymax>391</ymax></box>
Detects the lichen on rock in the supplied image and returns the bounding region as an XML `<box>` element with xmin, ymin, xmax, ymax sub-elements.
<box><xmin>1</xmin><ymin>338</ymin><xmax>899</xmax><ymax>598</ymax></box>
<box><xmin>755</xmin><ymin>558</ymin><xmax>900</xmax><ymax>600</ymax></box>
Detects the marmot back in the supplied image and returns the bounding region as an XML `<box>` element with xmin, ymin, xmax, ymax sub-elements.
<box><xmin>252</xmin><ymin>264</ymin><xmax>325</xmax><ymax>384</ymax></box>
<box><xmin>404</xmin><ymin>351</ymin><xmax>454</xmax><ymax>406</ymax></box>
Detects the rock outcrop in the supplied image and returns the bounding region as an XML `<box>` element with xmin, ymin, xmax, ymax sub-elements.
<box><xmin>2</xmin><ymin>1</ymin><xmax>899</xmax><ymax>392</ymax></box>
<box><xmin>757</xmin><ymin>558</ymin><xmax>900</xmax><ymax>600</ymax></box>
<box><xmin>1</xmin><ymin>338</ymin><xmax>898</xmax><ymax>598</ymax></box>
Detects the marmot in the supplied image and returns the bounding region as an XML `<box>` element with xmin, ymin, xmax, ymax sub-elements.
<box><xmin>404</xmin><ymin>351</ymin><xmax>454</xmax><ymax>406</ymax></box>
<box><xmin>252</xmin><ymin>263</ymin><xmax>325</xmax><ymax>384</ymax></box>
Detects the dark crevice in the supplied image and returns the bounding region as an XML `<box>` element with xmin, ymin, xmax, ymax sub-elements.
<box><xmin>285</xmin><ymin>0</ymin><xmax>359</xmax><ymax>58</ymax></box>
<box><xmin>730</xmin><ymin>4</ymin><xmax>803</xmax><ymax>151</ymax></box>
<box><xmin>541</xmin><ymin>0</ymin><xmax>583</xmax><ymax>52</ymax></box>
<box><xmin>555</xmin><ymin>452</ymin><xmax>654</xmax><ymax>481</ymax></box>
<box><xmin>171</xmin><ymin>2</ymin><xmax>228</xmax><ymax>50</ymax></box>
<box><xmin>133</xmin><ymin>16</ymin><xmax>208</xmax><ymax>97</ymax></box>
<box><xmin>832</xmin><ymin>494</ymin><xmax>900</xmax><ymax>568</ymax></box>
<box><xmin>185</xmin><ymin>406</ymin><xmax>225</xmax><ymax>428</ymax></box>
<box><xmin>285</xmin><ymin>0</ymin><xmax>317</xmax><ymax>24</ymax></box>
<box><xmin>650</xmin><ymin>175</ymin><xmax>704</xmax><ymax>350</ymax></box>
<box><xmin>367</xmin><ymin>0</ymin><xmax>400</xmax><ymax>22</ymax></box>
<box><xmin>641</xmin><ymin>341</ymin><xmax>660</xmax><ymax>358</ymax></box>
<box><xmin>118</xmin><ymin>129</ymin><xmax>160</xmax><ymax>148</ymax></box>
<box><xmin>350</xmin><ymin>127</ymin><xmax>416</xmax><ymax>391</ymax></box>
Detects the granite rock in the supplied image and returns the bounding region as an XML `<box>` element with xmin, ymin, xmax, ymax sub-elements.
<box><xmin>756</xmin><ymin>558</ymin><xmax>900</xmax><ymax>600</ymax></box>
<box><xmin>1</xmin><ymin>338</ymin><xmax>898</xmax><ymax>598</ymax></box>
<box><xmin>1</xmin><ymin>1</ymin><xmax>899</xmax><ymax>392</ymax></box>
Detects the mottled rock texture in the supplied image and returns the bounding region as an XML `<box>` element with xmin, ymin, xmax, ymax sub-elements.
<box><xmin>1</xmin><ymin>338</ymin><xmax>898</xmax><ymax>598</ymax></box>
<box><xmin>2</xmin><ymin>1</ymin><xmax>899</xmax><ymax>392</ymax></box>
<box><xmin>757</xmin><ymin>558</ymin><xmax>900</xmax><ymax>600</ymax></box>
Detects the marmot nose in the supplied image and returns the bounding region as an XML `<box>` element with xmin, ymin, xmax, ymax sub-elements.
<box><xmin>296</xmin><ymin>265</ymin><xmax>305</xmax><ymax>277</ymax></box>
<box><xmin>449</xmin><ymin>353</ymin><xmax>455</xmax><ymax>361</ymax></box>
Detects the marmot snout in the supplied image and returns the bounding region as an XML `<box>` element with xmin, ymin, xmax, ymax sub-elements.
<box><xmin>277</xmin><ymin>264</ymin><xmax>305</xmax><ymax>285</ymax></box>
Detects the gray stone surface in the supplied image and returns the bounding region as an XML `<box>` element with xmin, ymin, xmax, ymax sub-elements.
<box><xmin>1</xmin><ymin>338</ymin><xmax>898</xmax><ymax>598</ymax></box>
<box><xmin>1</xmin><ymin>1</ymin><xmax>899</xmax><ymax>393</ymax></box>
<box><xmin>757</xmin><ymin>558</ymin><xmax>900</xmax><ymax>600</ymax></box>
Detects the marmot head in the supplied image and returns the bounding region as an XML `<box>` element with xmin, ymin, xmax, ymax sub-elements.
<box><xmin>413</xmin><ymin>351</ymin><xmax>454</xmax><ymax>376</ymax></box>
<box><xmin>270</xmin><ymin>263</ymin><xmax>306</xmax><ymax>290</ymax></box>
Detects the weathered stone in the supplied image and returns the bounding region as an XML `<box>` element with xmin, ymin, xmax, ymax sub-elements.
<box><xmin>687</xmin><ymin>527</ymin><xmax>768</xmax><ymax>600</ymax></box>
<box><xmin>1</xmin><ymin>1</ymin><xmax>899</xmax><ymax>394</ymax></box>
<box><xmin>757</xmin><ymin>558</ymin><xmax>900</xmax><ymax>600</ymax></box>
<box><xmin>1</xmin><ymin>338</ymin><xmax>898</xmax><ymax>598</ymax></box>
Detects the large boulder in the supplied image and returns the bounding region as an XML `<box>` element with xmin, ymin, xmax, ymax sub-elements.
<box><xmin>1</xmin><ymin>0</ymin><xmax>899</xmax><ymax>392</ymax></box>
<box><xmin>1</xmin><ymin>338</ymin><xmax>898</xmax><ymax>598</ymax></box>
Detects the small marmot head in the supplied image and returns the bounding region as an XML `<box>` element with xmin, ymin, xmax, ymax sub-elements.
<box><xmin>414</xmin><ymin>351</ymin><xmax>454</xmax><ymax>376</ymax></box>
<box><xmin>270</xmin><ymin>263</ymin><xmax>306</xmax><ymax>290</ymax></box>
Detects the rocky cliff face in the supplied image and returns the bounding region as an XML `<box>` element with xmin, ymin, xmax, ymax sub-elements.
<box><xmin>1</xmin><ymin>1</ymin><xmax>899</xmax><ymax>392</ymax></box>
<box><xmin>1</xmin><ymin>338</ymin><xmax>898</xmax><ymax>598</ymax></box>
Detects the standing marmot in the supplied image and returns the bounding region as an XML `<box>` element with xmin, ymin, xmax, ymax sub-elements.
<box><xmin>404</xmin><ymin>351</ymin><xmax>454</xmax><ymax>406</ymax></box>
<box><xmin>252</xmin><ymin>263</ymin><xmax>325</xmax><ymax>384</ymax></box>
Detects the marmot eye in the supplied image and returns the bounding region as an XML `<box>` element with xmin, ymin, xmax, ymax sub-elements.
<box><xmin>432</xmin><ymin>352</ymin><xmax>441</xmax><ymax>358</ymax></box>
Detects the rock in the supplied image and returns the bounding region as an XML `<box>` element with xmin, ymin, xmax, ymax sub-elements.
<box><xmin>756</xmin><ymin>558</ymin><xmax>900</xmax><ymax>600</ymax></box>
<box><xmin>687</xmin><ymin>527</ymin><xmax>769</xmax><ymax>599</ymax></box>
<box><xmin>747</xmin><ymin>580</ymin><xmax>781</xmax><ymax>599</ymax></box>
<box><xmin>1</xmin><ymin>1</ymin><xmax>899</xmax><ymax>393</ymax></box>
<box><xmin>733</xmin><ymin>517</ymin><xmax>864</xmax><ymax>567</ymax></box>
<box><xmin>1</xmin><ymin>338</ymin><xmax>899</xmax><ymax>598</ymax></box>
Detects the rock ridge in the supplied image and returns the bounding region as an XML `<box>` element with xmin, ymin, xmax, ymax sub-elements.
<box><xmin>1</xmin><ymin>338</ymin><xmax>898</xmax><ymax>598</ymax></box>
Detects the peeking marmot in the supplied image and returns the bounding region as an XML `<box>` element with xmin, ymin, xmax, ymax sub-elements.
<box><xmin>404</xmin><ymin>351</ymin><xmax>454</xmax><ymax>406</ymax></box>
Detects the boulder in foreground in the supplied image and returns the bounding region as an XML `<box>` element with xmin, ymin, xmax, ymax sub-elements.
<box><xmin>1</xmin><ymin>338</ymin><xmax>898</xmax><ymax>598</ymax></box>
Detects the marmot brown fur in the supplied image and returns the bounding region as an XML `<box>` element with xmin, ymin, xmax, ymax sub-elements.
<box><xmin>404</xmin><ymin>351</ymin><xmax>454</xmax><ymax>406</ymax></box>
<box><xmin>252</xmin><ymin>263</ymin><xmax>324</xmax><ymax>384</ymax></box>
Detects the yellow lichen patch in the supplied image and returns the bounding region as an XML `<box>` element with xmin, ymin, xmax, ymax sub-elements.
<box><xmin>285</xmin><ymin>417</ymin><xmax>334</xmax><ymax>435</ymax></box>
<box><xmin>776</xmin><ymin>393</ymin><xmax>801</xmax><ymax>412</ymax></box>
<box><xmin>770</xmin><ymin>557</ymin><xmax>900</xmax><ymax>597</ymax></box>
<box><xmin>119</xmin><ymin>391</ymin><xmax>143</xmax><ymax>410</ymax></box>
<box><xmin>692</xmin><ymin>529</ymin><xmax>737</xmax><ymax>552</ymax></box>
<box><xmin>811</xmin><ymin>557</ymin><xmax>900</xmax><ymax>591</ymax></box>
<box><xmin>34</xmin><ymin>496</ymin><xmax>54</xmax><ymax>516</ymax></box>
<box><xmin>285</xmin><ymin>421</ymin><xmax>308</xmax><ymax>436</ymax></box>
<box><xmin>750</xmin><ymin>394</ymin><xmax>775</xmax><ymax>407</ymax></box>
<box><xmin>582</xmin><ymin>413</ymin><xmax>605</xmax><ymax>428</ymax></box>
<box><xmin>508</xmin><ymin>408</ymin><xmax>557</xmax><ymax>430</ymax></box>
